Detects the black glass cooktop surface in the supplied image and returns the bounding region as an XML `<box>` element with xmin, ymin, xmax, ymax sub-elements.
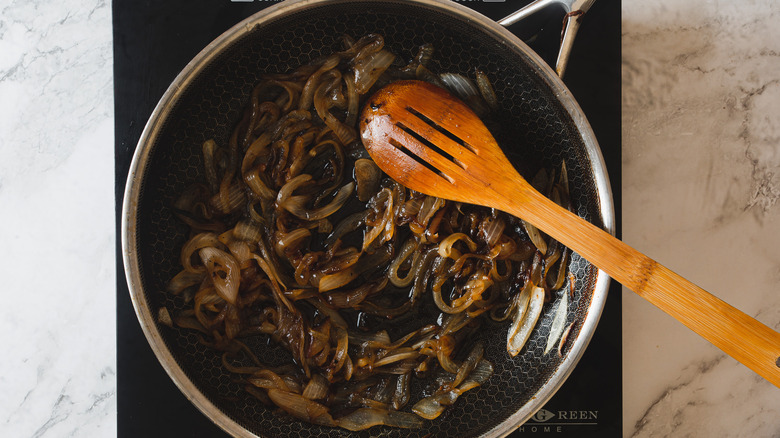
<box><xmin>114</xmin><ymin>1</ymin><xmax>621</xmax><ymax>436</ymax></box>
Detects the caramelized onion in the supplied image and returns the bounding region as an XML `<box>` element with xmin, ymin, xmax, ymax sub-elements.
<box><xmin>439</xmin><ymin>72</ymin><xmax>489</xmax><ymax>116</ymax></box>
<box><xmin>507</xmin><ymin>286</ymin><xmax>545</xmax><ymax>357</ymax></box>
<box><xmin>336</xmin><ymin>408</ymin><xmax>422</xmax><ymax>431</ymax></box>
<box><xmin>267</xmin><ymin>389</ymin><xmax>336</xmax><ymax>426</ymax></box>
<box><xmin>281</xmin><ymin>181</ymin><xmax>355</xmax><ymax>221</ymax></box>
<box><xmin>275</xmin><ymin>228</ymin><xmax>311</xmax><ymax>257</ymax></box>
<box><xmin>545</xmin><ymin>291</ymin><xmax>569</xmax><ymax>355</ymax></box>
<box><xmin>201</xmin><ymin>139</ymin><xmax>220</xmax><ymax>193</ymax></box>
<box><xmin>167</xmin><ymin>270</ymin><xmax>205</xmax><ymax>295</ymax></box>
<box><xmin>352</xmin><ymin>49</ymin><xmax>395</xmax><ymax>94</ymax></box>
<box><xmin>412</xmin><ymin>358</ymin><xmax>493</xmax><ymax>420</ymax></box>
<box><xmin>475</xmin><ymin>69</ymin><xmax>499</xmax><ymax>111</ymax></box>
<box><xmin>313</xmin><ymin>69</ymin><xmax>357</xmax><ymax>145</ymax></box>
<box><xmin>318</xmin><ymin>245</ymin><xmax>392</xmax><ymax>292</ymax></box>
<box><xmin>199</xmin><ymin>247</ymin><xmax>241</xmax><ymax>305</ymax></box>
<box><xmin>387</xmin><ymin>238</ymin><xmax>420</xmax><ymax>287</ymax></box>
<box><xmin>181</xmin><ymin>233</ymin><xmax>222</xmax><ymax>273</ymax></box>
<box><xmin>413</xmin><ymin>196</ymin><xmax>444</xmax><ymax>232</ymax></box>
<box><xmin>437</xmin><ymin>232</ymin><xmax>478</xmax><ymax>259</ymax></box>
<box><xmin>354</xmin><ymin>158</ymin><xmax>382</xmax><ymax>202</ymax></box>
<box><xmin>302</xmin><ymin>374</ymin><xmax>329</xmax><ymax>400</ymax></box>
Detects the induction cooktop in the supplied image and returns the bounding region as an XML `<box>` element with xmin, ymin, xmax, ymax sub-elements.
<box><xmin>113</xmin><ymin>1</ymin><xmax>622</xmax><ymax>436</ymax></box>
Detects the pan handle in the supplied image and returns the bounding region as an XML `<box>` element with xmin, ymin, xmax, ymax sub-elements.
<box><xmin>498</xmin><ymin>0</ymin><xmax>596</xmax><ymax>78</ymax></box>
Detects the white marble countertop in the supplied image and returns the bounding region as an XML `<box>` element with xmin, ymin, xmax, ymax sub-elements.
<box><xmin>1</xmin><ymin>0</ymin><xmax>778</xmax><ymax>436</ymax></box>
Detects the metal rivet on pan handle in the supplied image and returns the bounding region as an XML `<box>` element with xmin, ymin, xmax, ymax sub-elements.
<box><xmin>497</xmin><ymin>0</ymin><xmax>596</xmax><ymax>78</ymax></box>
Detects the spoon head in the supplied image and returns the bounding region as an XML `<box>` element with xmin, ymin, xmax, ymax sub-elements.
<box><xmin>359</xmin><ymin>80</ymin><xmax>518</xmax><ymax>207</ymax></box>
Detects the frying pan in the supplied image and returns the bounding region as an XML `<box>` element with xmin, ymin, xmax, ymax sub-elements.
<box><xmin>121</xmin><ymin>0</ymin><xmax>614</xmax><ymax>436</ymax></box>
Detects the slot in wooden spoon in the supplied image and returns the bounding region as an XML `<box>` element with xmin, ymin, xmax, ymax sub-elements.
<box><xmin>359</xmin><ymin>80</ymin><xmax>780</xmax><ymax>387</ymax></box>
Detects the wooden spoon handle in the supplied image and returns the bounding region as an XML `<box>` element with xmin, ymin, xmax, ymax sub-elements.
<box><xmin>498</xmin><ymin>182</ymin><xmax>780</xmax><ymax>387</ymax></box>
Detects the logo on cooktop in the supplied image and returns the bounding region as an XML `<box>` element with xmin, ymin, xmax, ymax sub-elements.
<box><xmin>517</xmin><ymin>409</ymin><xmax>599</xmax><ymax>433</ymax></box>
<box><xmin>532</xmin><ymin>409</ymin><xmax>557</xmax><ymax>422</ymax></box>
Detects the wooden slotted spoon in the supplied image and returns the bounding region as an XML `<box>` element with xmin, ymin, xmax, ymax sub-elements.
<box><xmin>359</xmin><ymin>80</ymin><xmax>780</xmax><ymax>387</ymax></box>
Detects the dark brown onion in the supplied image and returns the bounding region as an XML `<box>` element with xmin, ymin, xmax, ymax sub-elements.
<box><xmin>354</xmin><ymin>158</ymin><xmax>382</xmax><ymax>202</ymax></box>
<box><xmin>267</xmin><ymin>389</ymin><xmax>336</xmax><ymax>426</ymax></box>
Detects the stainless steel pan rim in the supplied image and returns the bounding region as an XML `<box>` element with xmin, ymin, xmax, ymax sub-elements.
<box><xmin>121</xmin><ymin>0</ymin><xmax>615</xmax><ymax>436</ymax></box>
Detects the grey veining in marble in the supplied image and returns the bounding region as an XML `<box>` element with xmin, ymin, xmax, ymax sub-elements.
<box><xmin>0</xmin><ymin>0</ymin><xmax>115</xmax><ymax>436</ymax></box>
<box><xmin>622</xmin><ymin>0</ymin><xmax>780</xmax><ymax>436</ymax></box>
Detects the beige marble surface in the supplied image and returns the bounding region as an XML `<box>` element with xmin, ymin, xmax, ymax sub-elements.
<box><xmin>622</xmin><ymin>0</ymin><xmax>780</xmax><ymax>436</ymax></box>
